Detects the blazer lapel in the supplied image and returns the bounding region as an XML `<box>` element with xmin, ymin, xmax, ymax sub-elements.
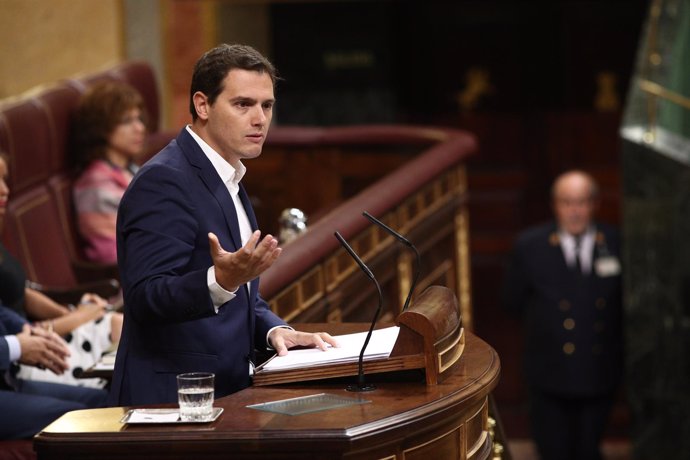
<box><xmin>177</xmin><ymin>130</ymin><xmax>244</xmax><ymax>251</ymax></box>
<box><xmin>547</xmin><ymin>226</ymin><xmax>571</xmax><ymax>276</ymax></box>
<box><xmin>207</xmin><ymin>175</ymin><xmax>244</xmax><ymax>252</ymax></box>
<box><xmin>238</xmin><ymin>184</ymin><xmax>258</xmax><ymax>230</ymax></box>
<box><xmin>238</xmin><ymin>183</ymin><xmax>259</xmax><ymax>303</ymax></box>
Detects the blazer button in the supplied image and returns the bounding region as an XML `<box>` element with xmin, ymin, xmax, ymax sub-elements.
<box><xmin>563</xmin><ymin>318</ymin><xmax>575</xmax><ymax>330</ymax></box>
<box><xmin>594</xmin><ymin>321</ymin><xmax>605</xmax><ymax>333</ymax></box>
<box><xmin>563</xmin><ymin>342</ymin><xmax>575</xmax><ymax>355</ymax></box>
<box><xmin>559</xmin><ymin>300</ymin><xmax>571</xmax><ymax>311</ymax></box>
<box><xmin>592</xmin><ymin>344</ymin><xmax>603</xmax><ymax>355</ymax></box>
<box><xmin>596</xmin><ymin>298</ymin><xmax>606</xmax><ymax>309</ymax></box>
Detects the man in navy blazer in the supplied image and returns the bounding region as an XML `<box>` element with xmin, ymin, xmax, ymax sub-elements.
<box><xmin>0</xmin><ymin>304</ymin><xmax>107</xmax><ymax>439</ymax></box>
<box><xmin>109</xmin><ymin>44</ymin><xmax>336</xmax><ymax>406</ymax></box>
<box><xmin>502</xmin><ymin>171</ymin><xmax>623</xmax><ymax>460</ymax></box>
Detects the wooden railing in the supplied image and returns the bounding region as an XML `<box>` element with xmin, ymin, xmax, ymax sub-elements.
<box><xmin>254</xmin><ymin>125</ymin><xmax>477</xmax><ymax>325</ymax></box>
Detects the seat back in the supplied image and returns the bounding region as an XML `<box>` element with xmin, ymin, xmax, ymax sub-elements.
<box><xmin>0</xmin><ymin>60</ymin><xmax>174</xmax><ymax>288</ymax></box>
<box><xmin>0</xmin><ymin>98</ymin><xmax>55</xmax><ymax>195</ymax></box>
<box><xmin>47</xmin><ymin>172</ymin><xmax>85</xmax><ymax>263</ymax></box>
<box><xmin>3</xmin><ymin>184</ymin><xmax>77</xmax><ymax>287</ymax></box>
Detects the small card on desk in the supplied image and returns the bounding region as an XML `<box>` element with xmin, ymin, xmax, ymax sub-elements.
<box><xmin>120</xmin><ymin>408</ymin><xmax>223</xmax><ymax>424</ymax></box>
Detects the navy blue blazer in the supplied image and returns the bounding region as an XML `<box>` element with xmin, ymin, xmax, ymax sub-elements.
<box><xmin>109</xmin><ymin>128</ymin><xmax>286</xmax><ymax>406</ymax></box>
<box><xmin>0</xmin><ymin>305</ymin><xmax>27</xmax><ymax>372</ymax></box>
<box><xmin>502</xmin><ymin>222</ymin><xmax>623</xmax><ymax>397</ymax></box>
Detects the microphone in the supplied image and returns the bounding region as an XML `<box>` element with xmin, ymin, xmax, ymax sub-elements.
<box><xmin>334</xmin><ymin>231</ymin><xmax>381</xmax><ymax>392</ymax></box>
<box><xmin>362</xmin><ymin>211</ymin><xmax>421</xmax><ymax>313</ymax></box>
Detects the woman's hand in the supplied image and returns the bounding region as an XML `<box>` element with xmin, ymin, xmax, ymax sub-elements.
<box><xmin>73</xmin><ymin>293</ymin><xmax>109</xmax><ymax>322</ymax></box>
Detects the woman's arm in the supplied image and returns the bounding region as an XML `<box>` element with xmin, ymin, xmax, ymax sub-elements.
<box><xmin>23</xmin><ymin>288</ymin><xmax>70</xmax><ymax>319</ymax></box>
<box><xmin>25</xmin><ymin>288</ymin><xmax>107</xmax><ymax>336</ymax></box>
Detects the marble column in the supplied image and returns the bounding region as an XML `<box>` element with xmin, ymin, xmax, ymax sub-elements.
<box><xmin>622</xmin><ymin>136</ymin><xmax>690</xmax><ymax>459</ymax></box>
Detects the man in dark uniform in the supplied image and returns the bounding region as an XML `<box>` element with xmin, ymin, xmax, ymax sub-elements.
<box><xmin>502</xmin><ymin>170</ymin><xmax>623</xmax><ymax>460</ymax></box>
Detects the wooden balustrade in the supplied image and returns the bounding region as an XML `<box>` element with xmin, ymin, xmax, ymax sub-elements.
<box><xmin>254</xmin><ymin>125</ymin><xmax>477</xmax><ymax>326</ymax></box>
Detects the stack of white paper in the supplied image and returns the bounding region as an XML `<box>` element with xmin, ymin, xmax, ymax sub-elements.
<box><xmin>260</xmin><ymin>326</ymin><xmax>400</xmax><ymax>372</ymax></box>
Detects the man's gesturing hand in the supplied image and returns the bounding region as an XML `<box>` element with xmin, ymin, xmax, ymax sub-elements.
<box><xmin>209</xmin><ymin>230</ymin><xmax>282</xmax><ymax>292</ymax></box>
<box><xmin>16</xmin><ymin>324</ymin><xmax>71</xmax><ymax>375</ymax></box>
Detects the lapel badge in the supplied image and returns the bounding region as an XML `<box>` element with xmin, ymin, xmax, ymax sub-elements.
<box><xmin>549</xmin><ymin>232</ymin><xmax>560</xmax><ymax>246</ymax></box>
<box><xmin>596</xmin><ymin>231</ymin><xmax>606</xmax><ymax>244</ymax></box>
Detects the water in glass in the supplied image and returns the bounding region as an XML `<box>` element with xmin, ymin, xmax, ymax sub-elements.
<box><xmin>177</xmin><ymin>372</ymin><xmax>215</xmax><ymax>422</ymax></box>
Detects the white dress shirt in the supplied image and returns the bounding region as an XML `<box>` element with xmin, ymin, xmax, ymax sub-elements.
<box><xmin>4</xmin><ymin>335</ymin><xmax>20</xmax><ymax>362</ymax></box>
<box><xmin>559</xmin><ymin>226</ymin><xmax>596</xmax><ymax>275</ymax></box>
<box><xmin>185</xmin><ymin>126</ymin><xmax>289</xmax><ymax>352</ymax></box>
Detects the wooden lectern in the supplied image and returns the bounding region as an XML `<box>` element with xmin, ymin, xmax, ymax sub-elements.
<box><xmin>34</xmin><ymin>286</ymin><xmax>500</xmax><ymax>460</ymax></box>
<box><xmin>253</xmin><ymin>285</ymin><xmax>465</xmax><ymax>387</ymax></box>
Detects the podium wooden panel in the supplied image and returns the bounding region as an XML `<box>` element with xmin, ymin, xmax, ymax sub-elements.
<box><xmin>253</xmin><ymin>286</ymin><xmax>465</xmax><ymax>387</ymax></box>
<box><xmin>34</xmin><ymin>331</ymin><xmax>499</xmax><ymax>460</ymax></box>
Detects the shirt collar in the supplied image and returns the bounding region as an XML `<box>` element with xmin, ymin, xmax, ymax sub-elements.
<box><xmin>558</xmin><ymin>225</ymin><xmax>596</xmax><ymax>248</ymax></box>
<box><xmin>185</xmin><ymin>125</ymin><xmax>246</xmax><ymax>194</ymax></box>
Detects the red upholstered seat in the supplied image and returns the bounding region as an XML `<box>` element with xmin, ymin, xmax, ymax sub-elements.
<box><xmin>33</xmin><ymin>84</ymin><xmax>82</xmax><ymax>174</ymax></box>
<box><xmin>0</xmin><ymin>61</ymin><xmax>173</xmax><ymax>289</ymax></box>
<box><xmin>3</xmin><ymin>183</ymin><xmax>78</xmax><ymax>287</ymax></box>
<box><xmin>111</xmin><ymin>61</ymin><xmax>162</xmax><ymax>131</ymax></box>
<box><xmin>0</xmin><ymin>99</ymin><xmax>54</xmax><ymax>195</ymax></box>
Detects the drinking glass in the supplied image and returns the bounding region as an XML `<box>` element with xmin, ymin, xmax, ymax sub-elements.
<box><xmin>176</xmin><ymin>372</ymin><xmax>215</xmax><ymax>422</ymax></box>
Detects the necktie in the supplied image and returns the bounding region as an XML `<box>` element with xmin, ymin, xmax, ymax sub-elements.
<box><xmin>573</xmin><ymin>236</ymin><xmax>583</xmax><ymax>276</ymax></box>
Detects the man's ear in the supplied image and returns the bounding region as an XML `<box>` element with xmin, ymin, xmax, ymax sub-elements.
<box><xmin>193</xmin><ymin>91</ymin><xmax>210</xmax><ymax>121</ymax></box>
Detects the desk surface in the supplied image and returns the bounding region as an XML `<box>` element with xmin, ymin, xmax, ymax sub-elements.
<box><xmin>35</xmin><ymin>331</ymin><xmax>500</xmax><ymax>460</ymax></box>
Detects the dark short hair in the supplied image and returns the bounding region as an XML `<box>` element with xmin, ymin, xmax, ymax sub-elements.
<box><xmin>70</xmin><ymin>81</ymin><xmax>147</xmax><ymax>171</ymax></box>
<box><xmin>189</xmin><ymin>44</ymin><xmax>278</xmax><ymax>121</ymax></box>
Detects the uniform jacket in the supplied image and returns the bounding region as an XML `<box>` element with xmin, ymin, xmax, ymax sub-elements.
<box><xmin>109</xmin><ymin>128</ymin><xmax>286</xmax><ymax>406</ymax></box>
<box><xmin>502</xmin><ymin>221</ymin><xmax>623</xmax><ymax>396</ymax></box>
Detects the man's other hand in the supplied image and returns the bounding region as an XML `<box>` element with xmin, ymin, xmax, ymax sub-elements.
<box><xmin>268</xmin><ymin>328</ymin><xmax>339</xmax><ymax>357</ymax></box>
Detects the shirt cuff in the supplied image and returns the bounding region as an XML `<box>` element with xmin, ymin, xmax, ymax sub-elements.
<box><xmin>5</xmin><ymin>335</ymin><xmax>21</xmax><ymax>363</ymax></box>
<box><xmin>207</xmin><ymin>266</ymin><xmax>237</xmax><ymax>313</ymax></box>
<box><xmin>266</xmin><ymin>325</ymin><xmax>294</xmax><ymax>350</ymax></box>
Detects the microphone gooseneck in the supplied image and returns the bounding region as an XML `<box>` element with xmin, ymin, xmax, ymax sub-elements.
<box><xmin>362</xmin><ymin>211</ymin><xmax>421</xmax><ymax>312</ymax></box>
<box><xmin>334</xmin><ymin>231</ymin><xmax>381</xmax><ymax>392</ymax></box>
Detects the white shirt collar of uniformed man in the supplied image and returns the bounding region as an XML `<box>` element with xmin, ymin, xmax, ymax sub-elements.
<box><xmin>185</xmin><ymin>125</ymin><xmax>246</xmax><ymax>196</ymax></box>
<box><xmin>558</xmin><ymin>225</ymin><xmax>596</xmax><ymax>275</ymax></box>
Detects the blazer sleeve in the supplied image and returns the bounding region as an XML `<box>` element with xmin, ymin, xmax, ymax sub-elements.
<box><xmin>0</xmin><ymin>337</ymin><xmax>10</xmax><ymax>372</ymax></box>
<box><xmin>252</xmin><ymin>291</ymin><xmax>287</xmax><ymax>346</ymax></box>
<box><xmin>0</xmin><ymin>305</ymin><xmax>28</xmax><ymax>335</ymax></box>
<box><xmin>117</xmin><ymin>164</ymin><xmax>214</xmax><ymax>324</ymax></box>
<box><xmin>0</xmin><ymin>305</ymin><xmax>28</xmax><ymax>371</ymax></box>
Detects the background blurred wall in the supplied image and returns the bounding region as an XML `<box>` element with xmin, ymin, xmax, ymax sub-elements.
<box><xmin>0</xmin><ymin>0</ymin><xmax>124</xmax><ymax>99</ymax></box>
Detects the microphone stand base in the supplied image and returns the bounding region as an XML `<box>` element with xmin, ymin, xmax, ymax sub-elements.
<box><xmin>346</xmin><ymin>383</ymin><xmax>376</xmax><ymax>392</ymax></box>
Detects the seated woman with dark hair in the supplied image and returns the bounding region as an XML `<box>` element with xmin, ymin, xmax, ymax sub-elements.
<box><xmin>71</xmin><ymin>81</ymin><xmax>148</xmax><ymax>264</ymax></box>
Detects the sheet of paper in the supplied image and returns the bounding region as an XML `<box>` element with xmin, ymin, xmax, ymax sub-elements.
<box><xmin>92</xmin><ymin>351</ymin><xmax>117</xmax><ymax>370</ymax></box>
<box><xmin>126</xmin><ymin>410</ymin><xmax>180</xmax><ymax>423</ymax></box>
<box><xmin>260</xmin><ymin>326</ymin><xmax>400</xmax><ymax>372</ymax></box>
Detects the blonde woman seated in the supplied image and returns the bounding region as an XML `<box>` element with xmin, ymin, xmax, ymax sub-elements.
<box><xmin>70</xmin><ymin>81</ymin><xmax>147</xmax><ymax>264</ymax></box>
<box><xmin>0</xmin><ymin>153</ymin><xmax>122</xmax><ymax>388</ymax></box>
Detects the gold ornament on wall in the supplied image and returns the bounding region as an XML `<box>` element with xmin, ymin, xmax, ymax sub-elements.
<box><xmin>594</xmin><ymin>71</ymin><xmax>620</xmax><ymax>112</ymax></box>
<box><xmin>456</xmin><ymin>67</ymin><xmax>494</xmax><ymax>112</ymax></box>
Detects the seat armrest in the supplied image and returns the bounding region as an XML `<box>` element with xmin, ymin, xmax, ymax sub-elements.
<box><xmin>72</xmin><ymin>260</ymin><xmax>120</xmax><ymax>283</ymax></box>
<box><xmin>26</xmin><ymin>279</ymin><xmax>120</xmax><ymax>304</ymax></box>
